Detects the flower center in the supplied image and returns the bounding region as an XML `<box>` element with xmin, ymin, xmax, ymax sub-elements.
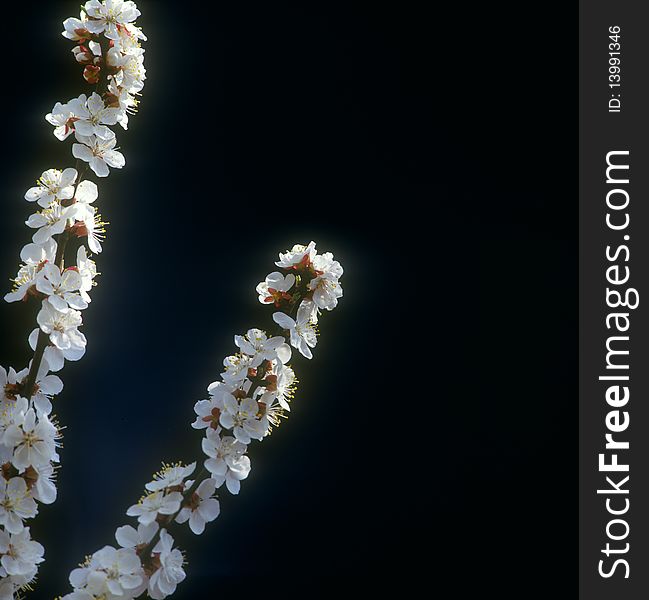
<box><xmin>23</xmin><ymin>431</ymin><xmax>40</xmax><ymax>448</ymax></box>
<box><xmin>1</xmin><ymin>497</ymin><xmax>15</xmax><ymax>512</ymax></box>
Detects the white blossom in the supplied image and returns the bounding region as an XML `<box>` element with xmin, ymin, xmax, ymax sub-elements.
<box><xmin>67</xmin><ymin>92</ymin><xmax>121</xmax><ymax>139</ymax></box>
<box><xmin>29</xmin><ymin>367</ymin><xmax>64</xmax><ymax>417</ymax></box>
<box><xmin>31</xmin><ymin>461</ymin><xmax>57</xmax><ymax>505</ymax></box>
<box><xmin>221</xmin><ymin>353</ymin><xmax>253</xmax><ymax>386</ymax></box>
<box><xmin>71</xmin><ymin>179</ymin><xmax>99</xmax><ymax>212</ymax></box>
<box><xmin>145</xmin><ymin>462</ymin><xmax>196</xmax><ymax>493</ymax></box>
<box><xmin>275</xmin><ymin>241</ymin><xmax>317</xmax><ymax>269</ymax></box>
<box><xmin>191</xmin><ymin>397</ymin><xmax>223</xmax><ymax>431</ymax></box>
<box><xmin>26</xmin><ymin>202</ymin><xmax>67</xmax><ymax>245</ymax></box>
<box><xmin>258</xmin><ymin>360</ymin><xmax>297</xmax><ymax>412</ymax></box>
<box><xmin>60</xmin><ymin>591</ymin><xmax>93</xmax><ymax>600</ymax></box>
<box><xmin>69</xmin><ymin>545</ymin><xmax>144</xmax><ymax>597</ymax></box>
<box><xmin>35</xmin><ymin>264</ymin><xmax>86</xmax><ymax>312</ymax></box>
<box><xmin>24</xmin><ymin>168</ymin><xmax>77</xmax><ymax>208</ymax></box>
<box><xmin>308</xmin><ymin>252</ymin><xmax>344</xmax><ymax>310</ymax></box>
<box><xmin>85</xmin><ymin>0</ymin><xmax>141</xmax><ymax>40</ymax></box>
<box><xmin>299</xmin><ymin>298</ymin><xmax>321</xmax><ymax>324</ymax></box>
<box><xmin>4</xmin><ymin>239</ymin><xmax>57</xmax><ymax>304</ymax></box>
<box><xmin>72</xmin><ymin>45</ymin><xmax>93</xmax><ymax>65</ymax></box>
<box><xmin>62</xmin><ymin>14</ymin><xmax>91</xmax><ymax>42</ymax></box>
<box><xmin>0</xmin><ymin>579</ymin><xmax>17</xmax><ymax>600</ymax></box>
<box><xmin>28</xmin><ymin>324</ymin><xmax>86</xmax><ymax>373</ymax></box>
<box><xmin>110</xmin><ymin>52</ymin><xmax>146</xmax><ymax>94</ymax></box>
<box><xmin>106</xmin><ymin>79</ymin><xmax>138</xmax><ymax>130</ymax></box>
<box><xmin>4</xmin><ymin>408</ymin><xmax>59</xmax><ymax>471</ymax></box>
<box><xmin>219</xmin><ymin>394</ymin><xmax>267</xmax><ymax>444</ymax></box>
<box><xmin>0</xmin><ymin>398</ymin><xmax>29</xmax><ymax>447</ymax></box>
<box><xmin>175</xmin><ymin>478</ymin><xmax>220</xmax><ymax>535</ymax></box>
<box><xmin>118</xmin><ymin>21</ymin><xmax>147</xmax><ymax>45</ymax></box>
<box><xmin>0</xmin><ymin>527</ymin><xmax>44</xmax><ymax>580</ymax></box>
<box><xmin>0</xmin><ymin>477</ymin><xmax>38</xmax><ymax>534</ymax></box>
<box><xmin>0</xmin><ymin>367</ymin><xmax>23</xmax><ymax>404</ymax></box>
<box><xmin>148</xmin><ymin>529</ymin><xmax>185</xmax><ymax>600</ymax></box>
<box><xmin>126</xmin><ymin>490</ymin><xmax>183</xmax><ymax>526</ymax></box>
<box><xmin>69</xmin><ymin>207</ymin><xmax>106</xmax><ymax>254</ymax></box>
<box><xmin>202</xmin><ymin>427</ymin><xmax>251</xmax><ymax>495</ymax></box>
<box><xmin>273</xmin><ymin>302</ymin><xmax>318</xmax><ymax>359</ymax></box>
<box><xmin>1</xmin><ymin>359</ymin><xmax>60</xmax><ymax>417</ymax></box>
<box><xmin>45</xmin><ymin>102</ymin><xmax>76</xmax><ymax>141</ymax></box>
<box><xmin>73</xmin><ymin>131</ymin><xmax>125</xmax><ymax>178</ymax></box>
<box><xmin>235</xmin><ymin>328</ymin><xmax>289</xmax><ymax>367</ymax></box>
<box><xmin>36</xmin><ymin>300</ymin><xmax>85</xmax><ymax>352</ymax></box>
<box><xmin>76</xmin><ymin>246</ymin><xmax>98</xmax><ymax>305</ymax></box>
<box><xmin>256</xmin><ymin>271</ymin><xmax>295</xmax><ymax>305</ymax></box>
<box><xmin>115</xmin><ymin>521</ymin><xmax>158</xmax><ymax>549</ymax></box>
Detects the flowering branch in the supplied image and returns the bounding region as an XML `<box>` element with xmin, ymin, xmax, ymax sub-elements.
<box><xmin>58</xmin><ymin>242</ymin><xmax>344</xmax><ymax>600</ymax></box>
<box><xmin>21</xmin><ymin>164</ymin><xmax>86</xmax><ymax>401</ymax></box>
<box><xmin>0</xmin><ymin>1</ymin><xmax>147</xmax><ymax>596</ymax></box>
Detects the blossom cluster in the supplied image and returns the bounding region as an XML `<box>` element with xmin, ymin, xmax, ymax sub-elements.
<box><xmin>0</xmin><ymin>368</ymin><xmax>62</xmax><ymax>595</ymax></box>
<box><xmin>60</xmin><ymin>242</ymin><xmax>343</xmax><ymax>599</ymax></box>
<box><xmin>51</xmin><ymin>0</ymin><xmax>147</xmax><ymax>177</ymax></box>
<box><xmin>6</xmin><ymin>169</ymin><xmax>101</xmax><ymax>374</ymax></box>
<box><xmin>0</xmin><ymin>2</ymin><xmax>147</xmax><ymax>596</ymax></box>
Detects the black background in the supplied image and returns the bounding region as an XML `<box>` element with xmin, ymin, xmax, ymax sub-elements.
<box><xmin>0</xmin><ymin>1</ymin><xmax>573</xmax><ymax>598</ymax></box>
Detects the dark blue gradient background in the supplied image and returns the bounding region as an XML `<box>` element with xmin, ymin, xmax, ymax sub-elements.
<box><xmin>0</xmin><ymin>1</ymin><xmax>573</xmax><ymax>598</ymax></box>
